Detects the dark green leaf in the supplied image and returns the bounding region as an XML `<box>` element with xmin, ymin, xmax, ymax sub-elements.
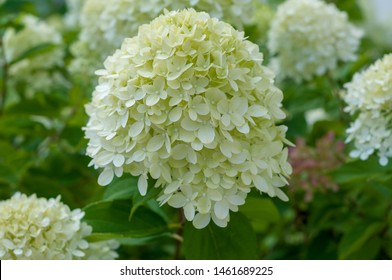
<box><xmin>183</xmin><ymin>212</ymin><xmax>258</xmax><ymax>259</ymax></box>
<box><xmin>332</xmin><ymin>158</ymin><xmax>392</xmax><ymax>184</ymax></box>
<box><xmin>102</xmin><ymin>177</ymin><xmax>162</xmax><ymax>219</ymax></box>
<box><xmin>338</xmin><ymin>222</ymin><xmax>382</xmax><ymax>259</ymax></box>
<box><xmin>102</xmin><ymin>177</ymin><xmax>138</xmax><ymax>201</ymax></box>
<box><xmin>83</xmin><ymin>200</ymin><xmax>168</xmax><ymax>239</ymax></box>
<box><xmin>129</xmin><ymin>180</ymin><xmax>161</xmax><ymax>219</ymax></box>
<box><xmin>347</xmin><ymin>237</ymin><xmax>381</xmax><ymax>260</ymax></box>
<box><xmin>240</xmin><ymin>196</ymin><xmax>280</xmax><ymax>232</ymax></box>
<box><xmin>86</xmin><ymin>232</ymin><xmax>171</xmax><ymax>246</ymax></box>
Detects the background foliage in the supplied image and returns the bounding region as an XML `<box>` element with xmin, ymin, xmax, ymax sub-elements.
<box><xmin>1</xmin><ymin>0</ymin><xmax>392</xmax><ymax>260</ymax></box>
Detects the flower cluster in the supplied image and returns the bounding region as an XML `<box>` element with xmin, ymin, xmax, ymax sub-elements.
<box><xmin>0</xmin><ymin>193</ymin><xmax>119</xmax><ymax>260</ymax></box>
<box><xmin>267</xmin><ymin>0</ymin><xmax>363</xmax><ymax>82</ymax></box>
<box><xmin>343</xmin><ymin>54</ymin><xmax>392</xmax><ymax>166</ymax></box>
<box><xmin>289</xmin><ymin>132</ymin><xmax>345</xmax><ymax>202</ymax></box>
<box><xmin>3</xmin><ymin>15</ymin><xmax>66</xmax><ymax>94</ymax></box>
<box><xmin>70</xmin><ymin>0</ymin><xmax>256</xmax><ymax>84</ymax></box>
<box><xmin>84</xmin><ymin>9</ymin><xmax>292</xmax><ymax>229</ymax></box>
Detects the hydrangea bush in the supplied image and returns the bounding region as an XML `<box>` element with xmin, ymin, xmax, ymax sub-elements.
<box><xmin>84</xmin><ymin>9</ymin><xmax>292</xmax><ymax>229</ymax></box>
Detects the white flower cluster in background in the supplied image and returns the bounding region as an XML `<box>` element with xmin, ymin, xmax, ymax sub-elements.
<box><xmin>0</xmin><ymin>193</ymin><xmax>119</xmax><ymax>260</ymax></box>
<box><xmin>267</xmin><ymin>0</ymin><xmax>363</xmax><ymax>82</ymax></box>
<box><xmin>344</xmin><ymin>54</ymin><xmax>392</xmax><ymax>166</ymax></box>
<box><xmin>64</xmin><ymin>0</ymin><xmax>85</xmax><ymax>28</ymax></box>
<box><xmin>70</xmin><ymin>0</ymin><xmax>256</xmax><ymax>84</ymax></box>
<box><xmin>3</xmin><ymin>15</ymin><xmax>66</xmax><ymax>95</ymax></box>
<box><xmin>358</xmin><ymin>0</ymin><xmax>392</xmax><ymax>48</ymax></box>
<box><xmin>84</xmin><ymin>9</ymin><xmax>292</xmax><ymax>229</ymax></box>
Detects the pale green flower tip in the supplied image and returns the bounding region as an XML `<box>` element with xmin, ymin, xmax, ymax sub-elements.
<box><xmin>344</xmin><ymin>53</ymin><xmax>392</xmax><ymax>166</ymax></box>
<box><xmin>0</xmin><ymin>193</ymin><xmax>119</xmax><ymax>260</ymax></box>
<box><xmin>85</xmin><ymin>8</ymin><xmax>292</xmax><ymax>229</ymax></box>
<box><xmin>268</xmin><ymin>0</ymin><xmax>363</xmax><ymax>82</ymax></box>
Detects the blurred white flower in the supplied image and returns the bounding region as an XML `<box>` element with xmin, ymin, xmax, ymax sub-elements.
<box><xmin>344</xmin><ymin>54</ymin><xmax>392</xmax><ymax>166</ymax></box>
<box><xmin>359</xmin><ymin>0</ymin><xmax>392</xmax><ymax>47</ymax></box>
<box><xmin>84</xmin><ymin>9</ymin><xmax>292</xmax><ymax>229</ymax></box>
<box><xmin>0</xmin><ymin>193</ymin><xmax>119</xmax><ymax>260</ymax></box>
<box><xmin>305</xmin><ymin>108</ymin><xmax>329</xmax><ymax>127</ymax></box>
<box><xmin>64</xmin><ymin>0</ymin><xmax>85</xmax><ymax>28</ymax></box>
<box><xmin>267</xmin><ymin>0</ymin><xmax>362</xmax><ymax>82</ymax></box>
<box><xmin>70</xmin><ymin>0</ymin><xmax>257</xmax><ymax>84</ymax></box>
<box><xmin>3</xmin><ymin>15</ymin><xmax>66</xmax><ymax>94</ymax></box>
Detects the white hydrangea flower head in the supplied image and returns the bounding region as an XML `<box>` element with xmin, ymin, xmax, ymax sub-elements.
<box><xmin>0</xmin><ymin>193</ymin><xmax>119</xmax><ymax>260</ymax></box>
<box><xmin>343</xmin><ymin>54</ymin><xmax>392</xmax><ymax>166</ymax></box>
<box><xmin>3</xmin><ymin>15</ymin><xmax>66</xmax><ymax>93</ymax></box>
<box><xmin>70</xmin><ymin>0</ymin><xmax>256</xmax><ymax>83</ymax></box>
<box><xmin>84</xmin><ymin>9</ymin><xmax>292</xmax><ymax>229</ymax></box>
<box><xmin>267</xmin><ymin>0</ymin><xmax>363</xmax><ymax>82</ymax></box>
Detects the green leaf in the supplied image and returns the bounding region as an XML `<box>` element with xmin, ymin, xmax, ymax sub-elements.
<box><xmin>332</xmin><ymin>158</ymin><xmax>392</xmax><ymax>184</ymax></box>
<box><xmin>306</xmin><ymin>231</ymin><xmax>338</xmax><ymax>260</ymax></box>
<box><xmin>8</xmin><ymin>43</ymin><xmax>57</xmax><ymax>66</ymax></box>
<box><xmin>129</xmin><ymin>180</ymin><xmax>161</xmax><ymax>219</ymax></box>
<box><xmin>83</xmin><ymin>200</ymin><xmax>168</xmax><ymax>239</ymax></box>
<box><xmin>102</xmin><ymin>177</ymin><xmax>162</xmax><ymax>219</ymax></box>
<box><xmin>183</xmin><ymin>212</ymin><xmax>258</xmax><ymax>259</ymax></box>
<box><xmin>338</xmin><ymin>222</ymin><xmax>382</xmax><ymax>259</ymax></box>
<box><xmin>85</xmin><ymin>232</ymin><xmax>170</xmax><ymax>244</ymax></box>
<box><xmin>240</xmin><ymin>196</ymin><xmax>280</xmax><ymax>232</ymax></box>
<box><xmin>347</xmin><ymin>237</ymin><xmax>381</xmax><ymax>260</ymax></box>
<box><xmin>0</xmin><ymin>14</ymin><xmax>21</xmax><ymax>29</ymax></box>
<box><xmin>102</xmin><ymin>177</ymin><xmax>137</xmax><ymax>201</ymax></box>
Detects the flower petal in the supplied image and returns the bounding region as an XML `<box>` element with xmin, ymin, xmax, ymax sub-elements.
<box><xmin>138</xmin><ymin>175</ymin><xmax>148</xmax><ymax>196</ymax></box>
<box><xmin>197</xmin><ymin>124</ymin><xmax>215</xmax><ymax>144</ymax></box>
<box><xmin>98</xmin><ymin>168</ymin><xmax>114</xmax><ymax>186</ymax></box>
<box><xmin>192</xmin><ymin>213</ymin><xmax>211</xmax><ymax>229</ymax></box>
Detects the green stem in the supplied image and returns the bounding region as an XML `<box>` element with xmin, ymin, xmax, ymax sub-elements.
<box><xmin>173</xmin><ymin>209</ymin><xmax>185</xmax><ymax>260</ymax></box>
